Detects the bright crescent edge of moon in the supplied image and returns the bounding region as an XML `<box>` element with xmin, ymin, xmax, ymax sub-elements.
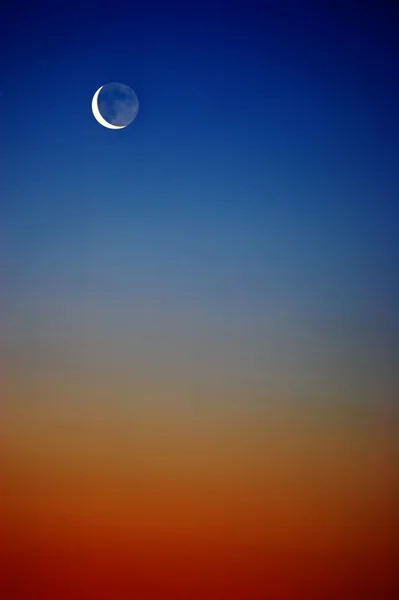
<box><xmin>91</xmin><ymin>86</ymin><xmax>125</xmax><ymax>130</ymax></box>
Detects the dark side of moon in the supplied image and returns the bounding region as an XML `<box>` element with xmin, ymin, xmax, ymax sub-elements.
<box><xmin>98</xmin><ymin>83</ymin><xmax>139</xmax><ymax>127</ymax></box>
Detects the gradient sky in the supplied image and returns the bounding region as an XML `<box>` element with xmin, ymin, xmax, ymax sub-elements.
<box><xmin>3</xmin><ymin>1</ymin><xmax>398</xmax><ymax>398</ymax></box>
<box><xmin>1</xmin><ymin>1</ymin><xmax>399</xmax><ymax>598</ymax></box>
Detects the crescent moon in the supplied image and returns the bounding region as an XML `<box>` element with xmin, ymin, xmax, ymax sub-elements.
<box><xmin>91</xmin><ymin>86</ymin><xmax>125</xmax><ymax>130</ymax></box>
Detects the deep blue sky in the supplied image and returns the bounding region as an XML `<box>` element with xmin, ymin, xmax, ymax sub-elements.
<box><xmin>2</xmin><ymin>1</ymin><xmax>399</xmax><ymax>404</ymax></box>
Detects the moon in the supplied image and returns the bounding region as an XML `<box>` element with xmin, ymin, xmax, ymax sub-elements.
<box><xmin>91</xmin><ymin>83</ymin><xmax>139</xmax><ymax>130</ymax></box>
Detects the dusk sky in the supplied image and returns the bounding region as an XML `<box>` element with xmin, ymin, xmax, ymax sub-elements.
<box><xmin>1</xmin><ymin>1</ymin><xmax>398</xmax><ymax>598</ymax></box>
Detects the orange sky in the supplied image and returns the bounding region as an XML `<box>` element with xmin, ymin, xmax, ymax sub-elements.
<box><xmin>2</xmin><ymin>387</ymin><xmax>398</xmax><ymax>598</ymax></box>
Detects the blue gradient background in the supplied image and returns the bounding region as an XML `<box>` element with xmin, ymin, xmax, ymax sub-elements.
<box><xmin>1</xmin><ymin>1</ymin><xmax>398</xmax><ymax>598</ymax></box>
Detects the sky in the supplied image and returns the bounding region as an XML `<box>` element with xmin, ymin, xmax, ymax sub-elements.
<box><xmin>1</xmin><ymin>1</ymin><xmax>399</xmax><ymax>598</ymax></box>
